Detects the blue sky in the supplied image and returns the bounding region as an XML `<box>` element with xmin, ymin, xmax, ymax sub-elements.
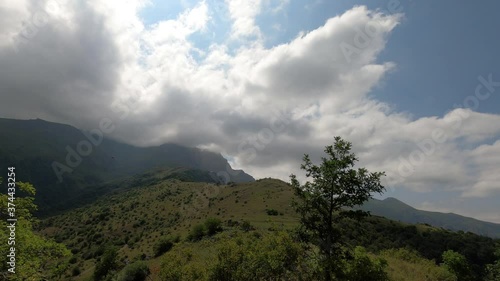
<box><xmin>140</xmin><ymin>0</ymin><xmax>500</xmax><ymax>118</ymax></box>
<box><xmin>2</xmin><ymin>0</ymin><xmax>500</xmax><ymax>222</ymax></box>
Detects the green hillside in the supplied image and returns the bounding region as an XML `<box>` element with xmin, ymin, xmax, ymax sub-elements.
<box><xmin>0</xmin><ymin>118</ymin><xmax>253</xmax><ymax>215</ymax></box>
<box><xmin>360</xmin><ymin>197</ymin><xmax>500</xmax><ymax>238</ymax></box>
<box><xmin>37</xmin><ymin>170</ymin><xmax>500</xmax><ymax>280</ymax></box>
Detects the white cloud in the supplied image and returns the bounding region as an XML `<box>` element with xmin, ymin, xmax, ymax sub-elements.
<box><xmin>225</xmin><ymin>0</ymin><xmax>262</xmax><ymax>40</ymax></box>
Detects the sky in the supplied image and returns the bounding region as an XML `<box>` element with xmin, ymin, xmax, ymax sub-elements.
<box><xmin>1</xmin><ymin>0</ymin><xmax>500</xmax><ymax>223</ymax></box>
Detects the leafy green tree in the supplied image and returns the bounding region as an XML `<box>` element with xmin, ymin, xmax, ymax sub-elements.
<box><xmin>94</xmin><ymin>246</ymin><xmax>118</xmax><ymax>281</ymax></box>
<box><xmin>485</xmin><ymin>248</ymin><xmax>500</xmax><ymax>281</ymax></box>
<box><xmin>441</xmin><ymin>250</ymin><xmax>474</xmax><ymax>281</ymax></box>
<box><xmin>0</xmin><ymin>179</ymin><xmax>70</xmax><ymax>280</ymax></box>
<box><xmin>344</xmin><ymin>246</ymin><xmax>389</xmax><ymax>281</ymax></box>
<box><xmin>290</xmin><ymin>136</ymin><xmax>385</xmax><ymax>281</ymax></box>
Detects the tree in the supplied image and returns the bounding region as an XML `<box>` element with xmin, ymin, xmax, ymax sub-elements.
<box><xmin>94</xmin><ymin>246</ymin><xmax>118</xmax><ymax>281</ymax></box>
<box><xmin>484</xmin><ymin>247</ymin><xmax>500</xmax><ymax>281</ymax></box>
<box><xmin>0</xmin><ymin>178</ymin><xmax>70</xmax><ymax>280</ymax></box>
<box><xmin>441</xmin><ymin>250</ymin><xmax>474</xmax><ymax>281</ymax></box>
<box><xmin>290</xmin><ymin>136</ymin><xmax>385</xmax><ymax>281</ymax></box>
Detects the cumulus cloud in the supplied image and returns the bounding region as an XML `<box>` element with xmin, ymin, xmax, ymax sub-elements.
<box><xmin>1</xmin><ymin>1</ymin><xmax>500</xmax><ymax>220</ymax></box>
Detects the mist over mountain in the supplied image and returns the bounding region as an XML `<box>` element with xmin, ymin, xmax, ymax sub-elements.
<box><xmin>0</xmin><ymin>118</ymin><xmax>253</xmax><ymax>214</ymax></box>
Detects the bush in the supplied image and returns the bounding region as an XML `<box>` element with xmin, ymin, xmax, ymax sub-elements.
<box><xmin>204</xmin><ymin>218</ymin><xmax>223</xmax><ymax>236</ymax></box>
<box><xmin>240</xmin><ymin>220</ymin><xmax>254</xmax><ymax>232</ymax></box>
<box><xmin>154</xmin><ymin>237</ymin><xmax>174</xmax><ymax>257</ymax></box>
<box><xmin>380</xmin><ymin>248</ymin><xmax>457</xmax><ymax>281</ymax></box>
<box><xmin>116</xmin><ymin>261</ymin><xmax>150</xmax><ymax>281</ymax></box>
<box><xmin>344</xmin><ymin>246</ymin><xmax>389</xmax><ymax>281</ymax></box>
<box><xmin>72</xmin><ymin>266</ymin><xmax>81</xmax><ymax>276</ymax></box>
<box><xmin>93</xmin><ymin>246</ymin><xmax>118</xmax><ymax>281</ymax></box>
<box><xmin>160</xmin><ymin>248</ymin><xmax>206</xmax><ymax>281</ymax></box>
<box><xmin>187</xmin><ymin>224</ymin><xmax>205</xmax><ymax>241</ymax></box>
<box><xmin>209</xmin><ymin>231</ymin><xmax>313</xmax><ymax>280</ymax></box>
<box><xmin>441</xmin><ymin>250</ymin><xmax>474</xmax><ymax>281</ymax></box>
<box><xmin>265</xmin><ymin>209</ymin><xmax>279</xmax><ymax>216</ymax></box>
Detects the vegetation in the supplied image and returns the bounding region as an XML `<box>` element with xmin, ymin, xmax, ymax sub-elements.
<box><xmin>93</xmin><ymin>246</ymin><xmax>118</xmax><ymax>280</ymax></box>
<box><xmin>116</xmin><ymin>261</ymin><xmax>150</xmax><ymax>281</ymax></box>
<box><xmin>0</xmin><ymin>179</ymin><xmax>70</xmax><ymax>280</ymax></box>
<box><xmin>290</xmin><ymin>136</ymin><xmax>385</xmax><ymax>280</ymax></box>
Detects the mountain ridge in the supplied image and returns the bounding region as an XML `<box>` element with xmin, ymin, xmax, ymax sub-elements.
<box><xmin>0</xmin><ymin>117</ymin><xmax>254</xmax><ymax>215</ymax></box>
<box><xmin>360</xmin><ymin>197</ymin><xmax>500</xmax><ymax>238</ymax></box>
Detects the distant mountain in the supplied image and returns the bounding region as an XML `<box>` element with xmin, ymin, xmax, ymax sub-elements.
<box><xmin>0</xmin><ymin>118</ymin><xmax>254</xmax><ymax>214</ymax></box>
<box><xmin>360</xmin><ymin>197</ymin><xmax>500</xmax><ymax>238</ymax></box>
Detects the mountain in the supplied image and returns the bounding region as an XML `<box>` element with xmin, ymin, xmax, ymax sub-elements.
<box><xmin>0</xmin><ymin>118</ymin><xmax>254</xmax><ymax>215</ymax></box>
<box><xmin>360</xmin><ymin>197</ymin><xmax>500</xmax><ymax>238</ymax></box>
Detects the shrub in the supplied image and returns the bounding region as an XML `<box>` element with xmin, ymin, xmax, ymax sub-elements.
<box><xmin>204</xmin><ymin>218</ymin><xmax>223</xmax><ymax>236</ymax></box>
<box><xmin>240</xmin><ymin>220</ymin><xmax>254</xmax><ymax>232</ymax></box>
<box><xmin>72</xmin><ymin>266</ymin><xmax>81</xmax><ymax>276</ymax></box>
<box><xmin>187</xmin><ymin>224</ymin><xmax>205</xmax><ymax>241</ymax></box>
<box><xmin>116</xmin><ymin>261</ymin><xmax>150</xmax><ymax>281</ymax></box>
<box><xmin>93</xmin><ymin>246</ymin><xmax>118</xmax><ymax>281</ymax></box>
<box><xmin>154</xmin><ymin>237</ymin><xmax>174</xmax><ymax>257</ymax></box>
<box><xmin>209</xmin><ymin>231</ymin><xmax>312</xmax><ymax>280</ymax></box>
<box><xmin>441</xmin><ymin>250</ymin><xmax>474</xmax><ymax>281</ymax></box>
<box><xmin>344</xmin><ymin>246</ymin><xmax>389</xmax><ymax>281</ymax></box>
<box><xmin>265</xmin><ymin>209</ymin><xmax>279</xmax><ymax>216</ymax></box>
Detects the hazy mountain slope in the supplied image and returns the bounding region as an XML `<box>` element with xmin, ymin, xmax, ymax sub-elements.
<box><xmin>360</xmin><ymin>197</ymin><xmax>500</xmax><ymax>238</ymax></box>
<box><xmin>0</xmin><ymin>118</ymin><xmax>253</xmax><ymax>214</ymax></box>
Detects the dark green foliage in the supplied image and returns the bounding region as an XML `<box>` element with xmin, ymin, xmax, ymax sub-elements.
<box><xmin>345</xmin><ymin>246</ymin><xmax>389</xmax><ymax>281</ymax></box>
<box><xmin>154</xmin><ymin>237</ymin><xmax>174</xmax><ymax>257</ymax></box>
<box><xmin>71</xmin><ymin>266</ymin><xmax>81</xmax><ymax>276</ymax></box>
<box><xmin>205</xmin><ymin>218</ymin><xmax>223</xmax><ymax>236</ymax></box>
<box><xmin>265</xmin><ymin>209</ymin><xmax>279</xmax><ymax>216</ymax></box>
<box><xmin>0</xmin><ymin>180</ymin><xmax>71</xmax><ymax>280</ymax></box>
<box><xmin>290</xmin><ymin>136</ymin><xmax>385</xmax><ymax>281</ymax></box>
<box><xmin>116</xmin><ymin>261</ymin><xmax>150</xmax><ymax>281</ymax></box>
<box><xmin>485</xmin><ymin>260</ymin><xmax>500</xmax><ymax>281</ymax></box>
<box><xmin>240</xmin><ymin>220</ymin><xmax>254</xmax><ymax>232</ymax></box>
<box><xmin>187</xmin><ymin>224</ymin><xmax>206</xmax><ymax>241</ymax></box>
<box><xmin>93</xmin><ymin>246</ymin><xmax>118</xmax><ymax>281</ymax></box>
<box><xmin>338</xmin><ymin>215</ymin><xmax>498</xmax><ymax>280</ymax></box>
<box><xmin>442</xmin><ymin>250</ymin><xmax>475</xmax><ymax>281</ymax></box>
<box><xmin>208</xmin><ymin>231</ymin><xmax>314</xmax><ymax>281</ymax></box>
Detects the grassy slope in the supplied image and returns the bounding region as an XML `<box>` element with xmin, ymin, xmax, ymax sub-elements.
<box><xmin>39</xmin><ymin>176</ymin><xmax>297</xmax><ymax>280</ymax></box>
<box><xmin>38</xmin><ymin>173</ymin><xmax>498</xmax><ymax>280</ymax></box>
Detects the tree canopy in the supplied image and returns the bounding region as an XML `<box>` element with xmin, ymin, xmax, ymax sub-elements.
<box><xmin>290</xmin><ymin>136</ymin><xmax>386</xmax><ymax>280</ymax></box>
